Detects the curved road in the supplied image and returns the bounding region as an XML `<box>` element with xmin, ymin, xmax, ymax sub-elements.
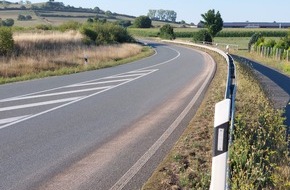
<box><xmin>0</xmin><ymin>42</ymin><xmax>215</xmax><ymax>190</ymax></box>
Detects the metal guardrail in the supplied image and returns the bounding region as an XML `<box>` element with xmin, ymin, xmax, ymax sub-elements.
<box><xmin>161</xmin><ymin>40</ymin><xmax>237</xmax><ymax>190</ymax></box>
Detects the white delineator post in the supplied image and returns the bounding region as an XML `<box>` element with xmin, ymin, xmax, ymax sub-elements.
<box><xmin>210</xmin><ymin>99</ymin><xmax>231</xmax><ymax>190</ymax></box>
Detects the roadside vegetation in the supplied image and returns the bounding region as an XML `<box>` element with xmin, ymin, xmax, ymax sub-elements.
<box><xmin>230</xmin><ymin>61</ymin><xmax>289</xmax><ymax>189</ymax></box>
<box><xmin>143</xmin><ymin>45</ymin><xmax>289</xmax><ymax>190</ymax></box>
<box><xmin>0</xmin><ymin>19</ymin><xmax>153</xmax><ymax>84</ymax></box>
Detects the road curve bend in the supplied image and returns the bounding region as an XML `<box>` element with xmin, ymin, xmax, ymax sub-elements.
<box><xmin>0</xmin><ymin>41</ymin><xmax>216</xmax><ymax>190</ymax></box>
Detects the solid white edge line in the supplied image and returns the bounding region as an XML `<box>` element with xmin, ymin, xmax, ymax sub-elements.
<box><xmin>109</xmin><ymin>51</ymin><xmax>215</xmax><ymax>190</ymax></box>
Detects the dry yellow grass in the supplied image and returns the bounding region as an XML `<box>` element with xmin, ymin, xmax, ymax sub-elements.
<box><xmin>13</xmin><ymin>30</ymin><xmax>83</xmax><ymax>42</ymax></box>
<box><xmin>0</xmin><ymin>31</ymin><xmax>146</xmax><ymax>82</ymax></box>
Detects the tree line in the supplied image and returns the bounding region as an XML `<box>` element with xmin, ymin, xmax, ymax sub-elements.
<box><xmin>147</xmin><ymin>9</ymin><xmax>177</xmax><ymax>22</ymax></box>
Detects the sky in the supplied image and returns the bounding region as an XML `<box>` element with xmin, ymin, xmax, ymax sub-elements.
<box><xmin>9</xmin><ymin>0</ymin><xmax>290</xmax><ymax>24</ymax></box>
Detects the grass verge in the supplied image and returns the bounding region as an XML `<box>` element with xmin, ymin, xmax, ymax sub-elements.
<box><xmin>230</xmin><ymin>61</ymin><xmax>289</xmax><ymax>189</ymax></box>
<box><xmin>142</xmin><ymin>45</ymin><xmax>289</xmax><ymax>189</ymax></box>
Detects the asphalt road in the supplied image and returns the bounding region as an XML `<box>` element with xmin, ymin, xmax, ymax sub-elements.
<box><xmin>0</xmin><ymin>42</ymin><xmax>215</xmax><ymax>190</ymax></box>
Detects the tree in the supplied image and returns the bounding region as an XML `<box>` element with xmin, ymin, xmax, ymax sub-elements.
<box><xmin>159</xmin><ymin>24</ymin><xmax>175</xmax><ymax>40</ymax></box>
<box><xmin>94</xmin><ymin>6</ymin><xmax>101</xmax><ymax>13</ymax></box>
<box><xmin>147</xmin><ymin>9</ymin><xmax>157</xmax><ymax>20</ymax></box>
<box><xmin>134</xmin><ymin>16</ymin><xmax>151</xmax><ymax>28</ymax></box>
<box><xmin>105</xmin><ymin>10</ymin><xmax>112</xmax><ymax>17</ymax></box>
<box><xmin>200</xmin><ymin>9</ymin><xmax>223</xmax><ymax>38</ymax></box>
<box><xmin>166</xmin><ymin>10</ymin><xmax>177</xmax><ymax>22</ymax></box>
<box><xmin>148</xmin><ymin>9</ymin><xmax>177</xmax><ymax>22</ymax></box>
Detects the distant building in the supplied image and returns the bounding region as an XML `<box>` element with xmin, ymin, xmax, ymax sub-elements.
<box><xmin>197</xmin><ymin>22</ymin><xmax>290</xmax><ymax>28</ymax></box>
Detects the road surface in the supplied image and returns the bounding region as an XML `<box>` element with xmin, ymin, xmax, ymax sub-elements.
<box><xmin>0</xmin><ymin>41</ymin><xmax>215</xmax><ymax>190</ymax></box>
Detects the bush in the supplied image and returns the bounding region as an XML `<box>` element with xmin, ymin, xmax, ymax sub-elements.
<box><xmin>192</xmin><ymin>29</ymin><xmax>212</xmax><ymax>43</ymax></box>
<box><xmin>248</xmin><ymin>32</ymin><xmax>262</xmax><ymax>51</ymax></box>
<box><xmin>0</xmin><ymin>27</ymin><xmax>14</xmax><ymax>56</ymax></box>
<box><xmin>2</xmin><ymin>18</ymin><xmax>14</xmax><ymax>27</ymax></box>
<box><xmin>18</xmin><ymin>14</ymin><xmax>32</xmax><ymax>21</ymax></box>
<box><xmin>264</xmin><ymin>39</ymin><xmax>276</xmax><ymax>48</ymax></box>
<box><xmin>80</xmin><ymin>22</ymin><xmax>134</xmax><ymax>45</ymax></box>
<box><xmin>26</xmin><ymin>15</ymin><xmax>32</xmax><ymax>20</ymax></box>
<box><xmin>18</xmin><ymin>14</ymin><xmax>26</xmax><ymax>21</ymax></box>
<box><xmin>35</xmin><ymin>24</ymin><xmax>53</xmax><ymax>30</ymax></box>
<box><xmin>159</xmin><ymin>24</ymin><xmax>175</xmax><ymax>40</ymax></box>
<box><xmin>58</xmin><ymin>21</ymin><xmax>81</xmax><ymax>32</ymax></box>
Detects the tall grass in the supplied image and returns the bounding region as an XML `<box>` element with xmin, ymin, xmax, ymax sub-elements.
<box><xmin>230</xmin><ymin>61</ymin><xmax>289</xmax><ymax>190</ymax></box>
<box><xmin>0</xmin><ymin>31</ymin><xmax>146</xmax><ymax>83</ymax></box>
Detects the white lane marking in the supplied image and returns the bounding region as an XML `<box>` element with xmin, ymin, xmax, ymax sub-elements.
<box><xmin>127</xmin><ymin>70</ymin><xmax>154</xmax><ymax>74</ymax></box>
<box><xmin>0</xmin><ymin>87</ymin><xmax>112</xmax><ymax>102</ymax></box>
<box><xmin>67</xmin><ymin>79</ymin><xmax>130</xmax><ymax>87</ymax></box>
<box><xmin>109</xmin><ymin>49</ymin><xmax>212</xmax><ymax>190</ymax></box>
<box><xmin>0</xmin><ymin>70</ymin><xmax>158</xmax><ymax>103</ymax></box>
<box><xmin>135</xmin><ymin>46</ymin><xmax>181</xmax><ymax>71</ymax></box>
<box><xmin>105</xmin><ymin>73</ymin><xmax>144</xmax><ymax>79</ymax></box>
<box><xmin>0</xmin><ymin>45</ymin><xmax>180</xmax><ymax>129</ymax></box>
<box><xmin>0</xmin><ymin>70</ymin><xmax>158</xmax><ymax>130</ymax></box>
<box><xmin>0</xmin><ymin>97</ymin><xmax>83</xmax><ymax>112</ymax></box>
<box><xmin>0</xmin><ymin>115</ymin><xmax>30</xmax><ymax>125</ymax></box>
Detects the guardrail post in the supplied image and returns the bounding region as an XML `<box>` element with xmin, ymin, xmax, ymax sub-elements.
<box><xmin>210</xmin><ymin>99</ymin><xmax>231</xmax><ymax>190</ymax></box>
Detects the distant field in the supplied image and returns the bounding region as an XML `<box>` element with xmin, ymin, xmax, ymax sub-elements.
<box><xmin>0</xmin><ymin>10</ymin><xmax>35</xmax><ymax>19</ymax></box>
<box><xmin>0</xmin><ymin>9</ymin><xmax>132</xmax><ymax>27</ymax></box>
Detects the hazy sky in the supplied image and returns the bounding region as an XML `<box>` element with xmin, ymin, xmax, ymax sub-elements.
<box><xmin>10</xmin><ymin>0</ymin><xmax>290</xmax><ymax>24</ymax></box>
